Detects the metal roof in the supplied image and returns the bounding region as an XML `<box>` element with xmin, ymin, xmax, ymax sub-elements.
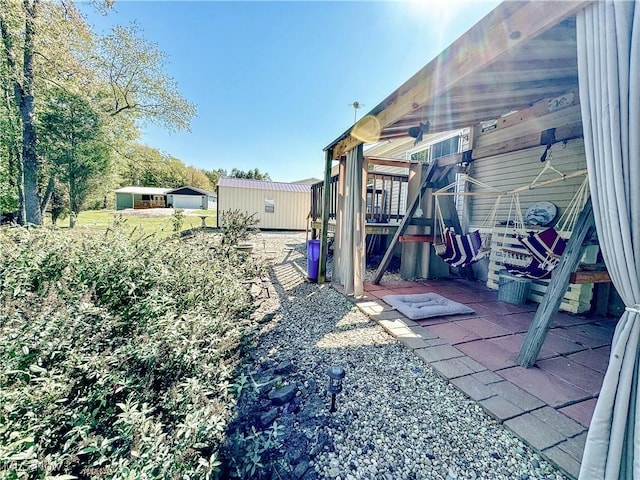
<box><xmin>114</xmin><ymin>186</ymin><xmax>171</xmax><ymax>195</ymax></box>
<box><xmin>327</xmin><ymin>1</ymin><xmax>590</xmax><ymax>158</ymax></box>
<box><xmin>166</xmin><ymin>186</ymin><xmax>215</xmax><ymax>196</ymax></box>
<box><xmin>217</xmin><ymin>177</ymin><xmax>311</xmax><ymax>193</ymax></box>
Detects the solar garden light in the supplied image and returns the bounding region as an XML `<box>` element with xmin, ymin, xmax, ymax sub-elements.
<box><xmin>327</xmin><ymin>365</ymin><xmax>345</xmax><ymax>413</ymax></box>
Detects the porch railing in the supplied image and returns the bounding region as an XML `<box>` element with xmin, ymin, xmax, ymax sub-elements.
<box><xmin>311</xmin><ymin>172</ymin><xmax>409</xmax><ymax>223</ymax></box>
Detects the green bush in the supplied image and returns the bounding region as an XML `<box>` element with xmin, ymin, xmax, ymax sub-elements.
<box><xmin>218</xmin><ymin>210</ymin><xmax>259</xmax><ymax>252</ymax></box>
<box><xmin>0</xmin><ymin>221</ymin><xmax>263</xmax><ymax>478</ymax></box>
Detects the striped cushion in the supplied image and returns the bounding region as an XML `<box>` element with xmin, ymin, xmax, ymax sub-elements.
<box><xmin>504</xmin><ymin>228</ymin><xmax>566</xmax><ymax>279</ymax></box>
<box><xmin>438</xmin><ymin>228</ymin><xmax>484</xmax><ymax>268</ymax></box>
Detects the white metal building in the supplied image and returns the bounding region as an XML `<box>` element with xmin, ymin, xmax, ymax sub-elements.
<box><xmin>166</xmin><ymin>186</ymin><xmax>216</xmax><ymax>210</ymax></box>
<box><xmin>216</xmin><ymin>178</ymin><xmax>310</xmax><ymax>230</ymax></box>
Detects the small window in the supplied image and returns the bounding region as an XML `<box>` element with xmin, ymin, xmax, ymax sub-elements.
<box><xmin>265</xmin><ymin>199</ymin><xmax>275</xmax><ymax>213</ymax></box>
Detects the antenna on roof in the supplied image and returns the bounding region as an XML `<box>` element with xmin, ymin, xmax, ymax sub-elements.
<box><xmin>349</xmin><ymin>101</ymin><xmax>364</xmax><ymax>123</ymax></box>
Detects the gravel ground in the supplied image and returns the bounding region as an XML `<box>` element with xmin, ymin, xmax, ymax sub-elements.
<box><xmin>226</xmin><ymin>231</ymin><xmax>567</xmax><ymax>480</ymax></box>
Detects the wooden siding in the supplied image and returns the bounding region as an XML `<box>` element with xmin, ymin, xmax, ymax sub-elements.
<box><xmin>218</xmin><ymin>186</ymin><xmax>310</xmax><ymax>230</ymax></box>
<box><xmin>469</xmin><ymin>138</ymin><xmax>587</xmax><ymax>228</ymax></box>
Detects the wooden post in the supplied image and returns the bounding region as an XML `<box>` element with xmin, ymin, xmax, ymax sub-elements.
<box><xmin>372</xmin><ymin>161</ymin><xmax>442</xmax><ymax>285</ymax></box>
<box><xmin>516</xmin><ymin>198</ymin><xmax>595</xmax><ymax>367</ymax></box>
<box><xmin>318</xmin><ymin>148</ymin><xmax>334</xmax><ymax>284</ymax></box>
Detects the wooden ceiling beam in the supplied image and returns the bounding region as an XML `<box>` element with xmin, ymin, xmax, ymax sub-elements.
<box><xmin>327</xmin><ymin>0</ymin><xmax>592</xmax><ymax>159</ymax></box>
<box><xmin>393</xmin><ymin>85</ymin><xmax>579</xmax><ymax>124</ymax></box>
<box><xmin>364</xmin><ymin>156</ymin><xmax>411</xmax><ymax>167</ymax></box>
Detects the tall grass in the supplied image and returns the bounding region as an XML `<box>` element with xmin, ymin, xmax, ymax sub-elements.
<box><xmin>0</xmin><ymin>212</ymin><xmax>260</xmax><ymax>479</ymax></box>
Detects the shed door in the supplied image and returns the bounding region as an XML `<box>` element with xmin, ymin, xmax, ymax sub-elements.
<box><xmin>172</xmin><ymin>195</ymin><xmax>202</xmax><ymax>209</ymax></box>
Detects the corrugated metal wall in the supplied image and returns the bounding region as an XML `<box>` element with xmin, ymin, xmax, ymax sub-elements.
<box><xmin>218</xmin><ymin>186</ymin><xmax>310</xmax><ymax>230</ymax></box>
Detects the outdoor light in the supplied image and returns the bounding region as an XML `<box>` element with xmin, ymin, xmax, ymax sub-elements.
<box><xmin>327</xmin><ymin>365</ymin><xmax>345</xmax><ymax>413</ymax></box>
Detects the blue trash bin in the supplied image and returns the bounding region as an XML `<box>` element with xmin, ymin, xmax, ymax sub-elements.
<box><xmin>307</xmin><ymin>239</ymin><xmax>320</xmax><ymax>281</ymax></box>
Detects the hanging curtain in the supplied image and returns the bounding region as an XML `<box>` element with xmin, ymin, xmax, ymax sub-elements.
<box><xmin>334</xmin><ymin>145</ymin><xmax>365</xmax><ymax>296</ymax></box>
<box><xmin>577</xmin><ymin>2</ymin><xmax>640</xmax><ymax>478</ymax></box>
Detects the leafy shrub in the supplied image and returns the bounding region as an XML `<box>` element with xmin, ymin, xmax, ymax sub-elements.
<box><xmin>171</xmin><ymin>209</ymin><xmax>185</xmax><ymax>232</ymax></box>
<box><xmin>218</xmin><ymin>210</ymin><xmax>259</xmax><ymax>251</ymax></box>
<box><xmin>0</xmin><ymin>220</ymin><xmax>263</xmax><ymax>478</ymax></box>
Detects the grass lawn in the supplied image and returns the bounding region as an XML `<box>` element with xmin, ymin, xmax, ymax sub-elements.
<box><xmin>69</xmin><ymin>209</ymin><xmax>218</xmax><ymax>235</ymax></box>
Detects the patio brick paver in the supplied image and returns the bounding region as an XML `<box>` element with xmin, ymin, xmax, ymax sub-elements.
<box><xmin>369</xmin><ymin>310</ymin><xmax>407</xmax><ymax>322</ymax></box>
<box><xmin>568</xmin><ymin>346</ymin><xmax>611</xmax><ymax>373</ymax></box>
<box><xmin>531</xmin><ymin>406</ymin><xmax>587</xmax><ymax>438</ymax></box>
<box><xmin>456</xmin><ymin>339</ymin><xmax>517</xmax><ymax>371</ymax></box>
<box><xmin>425</xmin><ymin>322</ymin><xmax>481</xmax><ymax>345</ymax></box>
<box><xmin>505</xmin><ymin>412</ymin><xmax>567</xmax><ymax>450</ymax></box>
<box><xmin>489</xmin><ymin>333</ymin><xmax>565</xmax><ymax>362</ymax></box>
<box><xmin>498</xmin><ymin>366</ymin><xmax>592</xmax><ymax>408</ymax></box>
<box><xmin>553</xmin><ymin>325</ymin><xmax>614</xmax><ymax>349</ymax></box>
<box><xmin>482</xmin><ymin>313</ymin><xmax>537</xmax><ymax>334</ymax></box>
<box><xmin>450</xmin><ymin>375</ymin><xmax>496</xmax><ymax>401</ymax></box>
<box><xmin>408</xmin><ymin>325</ymin><xmax>440</xmax><ymax>339</ymax></box>
<box><xmin>414</xmin><ymin>344</ymin><xmax>465</xmax><ymax>363</ymax></box>
<box><xmin>430</xmin><ymin>356</ymin><xmax>487</xmax><ymax>379</ymax></box>
<box><xmin>358</xmin><ymin>277</ymin><xmax>615</xmax><ymax>479</ymax></box>
<box><xmin>559</xmin><ymin>398</ymin><xmax>599</xmax><ymax>427</ymax></box>
<box><xmin>471</xmin><ymin>370</ymin><xmax>505</xmax><ymax>385</ymax></box>
<box><xmin>480</xmin><ymin>395</ymin><xmax>525</xmax><ymax>421</ymax></box>
<box><xmin>445</xmin><ymin>292</ymin><xmax>499</xmax><ymax>304</ymax></box>
<box><xmin>455</xmin><ymin>317</ymin><xmax>513</xmax><ymax>339</ymax></box>
<box><xmin>489</xmin><ymin>381</ymin><xmax>545</xmax><ymax>412</ymax></box>
<box><xmin>542</xmin><ymin>446</ymin><xmax>581</xmax><ymax>478</ymax></box>
<box><xmin>542</xmin><ymin>332</ymin><xmax>589</xmax><ymax>356</ymax></box>
<box><xmin>537</xmin><ymin>357</ymin><xmax>606</xmax><ymax>396</ymax></box>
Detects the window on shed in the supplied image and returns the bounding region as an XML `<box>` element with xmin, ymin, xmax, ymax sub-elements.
<box><xmin>265</xmin><ymin>199</ymin><xmax>275</xmax><ymax>213</ymax></box>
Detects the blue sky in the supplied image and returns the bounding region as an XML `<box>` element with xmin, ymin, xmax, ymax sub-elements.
<box><xmin>82</xmin><ymin>1</ymin><xmax>500</xmax><ymax>182</ymax></box>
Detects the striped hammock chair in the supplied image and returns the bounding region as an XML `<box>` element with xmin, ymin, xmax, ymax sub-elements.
<box><xmin>434</xmin><ymin>175</ymin><xmax>504</xmax><ymax>269</ymax></box>
<box><xmin>498</xmin><ymin>175</ymin><xmax>589</xmax><ymax>279</ymax></box>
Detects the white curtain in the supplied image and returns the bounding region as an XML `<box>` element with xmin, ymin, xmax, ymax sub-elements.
<box><xmin>577</xmin><ymin>2</ymin><xmax>640</xmax><ymax>478</ymax></box>
<box><xmin>334</xmin><ymin>146</ymin><xmax>365</xmax><ymax>296</ymax></box>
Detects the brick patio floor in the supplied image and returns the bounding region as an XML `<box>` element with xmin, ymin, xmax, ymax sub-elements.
<box><xmin>352</xmin><ymin>277</ymin><xmax>616</xmax><ymax>479</ymax></box>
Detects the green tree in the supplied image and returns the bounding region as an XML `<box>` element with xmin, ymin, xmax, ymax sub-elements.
<box><xmin>230</xmin><ymin>168</ymin><xmax>271</xmax><ymax>181</ymax></box>
<box><xmin>1</xmin><ymin>3</ymin><xmax>195</xmax><ymax>225</ymax></box>
<box><xmin>121</xmin><ymin>144</ymin><xmax>211</xmax><ymax>191</ymax></box>
<box><xmin>40</xmin><ymin>89</ymin><xmax>109</xmax><ymax>227</ymax></box>
<box><xmin>203</xmin><ymin>168</ymin><xmax>228</xmax><ymax>188</ymax></box>
<box><xmin>93</xmin><ymin>23</ymin><xmax>196</xmax><ymax>132</ymax></box>
<box><xmin>184</xmin><ymin>165</ymin><xmax>212</xmax><ymax>191</ymax></box>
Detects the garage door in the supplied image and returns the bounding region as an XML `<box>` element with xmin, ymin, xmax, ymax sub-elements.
<box><xmin>172</xmin><ymin>195</ymin><xmax>202</xmax><ymax>209</ymax></box>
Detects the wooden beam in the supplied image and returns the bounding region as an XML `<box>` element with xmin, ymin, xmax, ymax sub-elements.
<box><xmin>516</xmin><ymin>198</ymin><xmax>595</xmax><ymax>367</ymax></box>
<box><xmin>472</xmin><ymin>124</ymin><xmax>583</xmax><ymax>160</ymax></box>
<box><xmin>365</xmin><ymin>156</ymin><xmax>411</xmax><ymax>167</ymax></box>
<box><xmin>570</xmin><ymin>270</ymin><xmax>611</xmax><ymax>284</ymax></box>
<box><xmin>318</xmin><ymin>149</ymin><xmax>333</xmax><ymax>284</ymax></box>
<box><xmin>329</xmin><ymin>1</ymin><xmax>592</xmax><ymax>159</ymax></box>
<box><xmin>399</xmin><ymin>235</ymin><xmax>435</xmax><ymax>243</ymax></box>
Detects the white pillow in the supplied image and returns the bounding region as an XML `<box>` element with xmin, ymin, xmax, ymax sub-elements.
<box><xmin>382</xmin><ymin>292</ymin><xmax>475</xmax><ymax>320</ymax></box>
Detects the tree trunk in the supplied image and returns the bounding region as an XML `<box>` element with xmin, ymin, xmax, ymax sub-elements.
<box><xmin>20</xmin><ymin>0</ymin><xmax>42</xmax><ymax>225</ymax></box>
<box><xmin>1</xmin><ymin>14</ymin><xmax>26</xmax><ymax>224</ymax></box>
<box><xmin>40</xmin><ymin>175</ymin><xmax>55</xmax><ymax>217</ymax></box>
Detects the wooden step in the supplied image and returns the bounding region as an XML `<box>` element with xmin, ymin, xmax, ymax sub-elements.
<box><xmin>399</xmin><ymin>235</ymin><xmax>435</xmax><ymax>243</ymax></box>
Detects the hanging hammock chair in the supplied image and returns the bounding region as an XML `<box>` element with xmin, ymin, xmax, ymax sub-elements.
<box><xmin>433</xmin><ymin>174</ymin><xmax>506</xmax><ymax>269</ymax></box>
<box><xmin>497</xmin><ymin>173</ymin><xmax>590</xmax><ymax>279</ymax></box>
